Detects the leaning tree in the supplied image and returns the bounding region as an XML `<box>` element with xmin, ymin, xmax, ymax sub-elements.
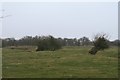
<box><xmin>89</xmin><ymin>34</ymin><xmax>109</xmax><ymax>55</ymax></box>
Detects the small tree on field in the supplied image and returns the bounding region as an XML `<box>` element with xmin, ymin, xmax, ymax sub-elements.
<box><xmin>89</xmin><ymin>34</ymin><xmax>109</xmax><ymax>55</ymax></box>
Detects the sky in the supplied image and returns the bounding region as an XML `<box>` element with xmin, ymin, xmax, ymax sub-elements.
<box><xmin>0</xmin><ymin>0</ymin><xmax>119</xmax><ymax>2</ymax></box>
<box><xmin>0</xmin><ymin>1</ymin><xmax>118</xmax><ymax>41</ymax></box>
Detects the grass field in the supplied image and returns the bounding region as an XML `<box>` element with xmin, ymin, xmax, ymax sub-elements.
<box><xmin>2</xmin><ymin>46</ymin><xmax>118</xmax><ymax>78</ymax></box>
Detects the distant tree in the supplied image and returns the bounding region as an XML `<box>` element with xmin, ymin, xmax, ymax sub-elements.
<box><xmin>111</xmin><ymin>39</ymin><xmax>120</xmax><ymax>46</ymax></box>
<box><xmin>89</xmin><ymin>34</ymin><xmax>109</xmax><ymax>55</ymax></box>
<box><xmin>0</xmin><ymin>38</ymin><xmax>2</xmax><ymax>48</ymax></box>
<box><xmin>57</xmin><ymin>38</ymin><xmax>64</xmax><ymax>46</ymax></box>
<box><xmin>79</xmin><ymin>37</ymin><xmax>90</xmax><ymax>46</ymax></box>
<box><xmin>2</xmin><ymin>38</ymin><xmax>16</xmax><ymax>47</ymax></box>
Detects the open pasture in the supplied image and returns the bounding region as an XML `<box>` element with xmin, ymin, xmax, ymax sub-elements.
<box><xmin>2</xmin><ymin>46</ymin><xmax>118</xmax><ymax>78</ymax></box>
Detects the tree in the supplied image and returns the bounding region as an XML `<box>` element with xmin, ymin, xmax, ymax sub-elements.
<box><xmin>111</xmin><ymin>39</ymin><xmax>120</xmax><ymax>46</ymax></box>
<box><xmin>89</xmin><ymin>34</ymin><xmax>109</xmax><ymax>55</ymax></box>
<box><xmin>0</xmin><ymin>38</ymin><xmax>2</xmax><ymax>48</ymax></box>
<box><xmin>36</xmin><ymin>36</ymin><xmax>62</xmax><ymax>51</ymax></box>
<box><xmin>2</xmin><ymin>38</ymin><xmax>16</xmax><ymax>47</ymax></box>
<box><xmin>79</xmin><ymin>37</ymin><xmax>90</xmax><ymax>46</ymax></box>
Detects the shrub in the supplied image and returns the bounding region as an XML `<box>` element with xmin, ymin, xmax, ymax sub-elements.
<box><xmin>89</xmin><ymin>34</ymin><xmax>109</xmax><ymax>55</ymax></box>
<box><xmin>36</xmin><ymin>36</ymin><xmax>62</xmax><ymax>51</ymax></box>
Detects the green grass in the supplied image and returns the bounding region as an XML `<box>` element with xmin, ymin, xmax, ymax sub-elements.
<box><xmin>2</xmin><ymin>46</ymin><xmax>118</xmax><ymax>78</ymax></box>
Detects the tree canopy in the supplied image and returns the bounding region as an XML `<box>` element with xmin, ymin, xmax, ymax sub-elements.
<box><xmin>89</xmin><ymin>34</ymin><xmax>109</xmax><ymax>55</ymax></box>
<box><xmin>36</xmin><ymin>36</ymin><xmax>62</xmax><ymax>51</ymax></box>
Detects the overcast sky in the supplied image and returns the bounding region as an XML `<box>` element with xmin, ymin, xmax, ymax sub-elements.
<box><xmin>0</xmin><ymin>2</ymin><xmax>118</xmax><ymax>40</ymax></box>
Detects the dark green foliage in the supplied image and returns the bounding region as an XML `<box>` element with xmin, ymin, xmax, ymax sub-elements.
<box><xmin>93</xmin><ymin>37</ymin><xmax>109</xmax><ymax>50</ymax></box>
<box><xmin>0</xmin><ymin>38</ymin><xmax>2</xmax><ymax>48</ymax></box>
<box><xmin>111</xmin><ymin>39</ymin><xmax>120</xmax><ymax>46</ymax></box>
<box><xmin>1</xmin><ymin>35</ymin><xmax>118</xmax><ymax>48</ymax></box>
<box><xmin>1</xmin><ymin>36</ymin><xmax>91</xmax><ymax>47</ymax></box>
<box><xmin>89</xmin><ymin>34</ymin><xmax>109</xmax><ymax>55</ymax></box>
<box><xmin>79</xmin><ymin>37</ymin><xmax>90</xmax><ymax>46</ymax></box>
<box><xmin>2</xmin><ymin>38</ymin><xmax>16</xmax><ymax>47</ymax></box>
<box><xmin>36</xmin><ymin>36</ymin><xmax>62</xmax><ymax>51</ymax></box>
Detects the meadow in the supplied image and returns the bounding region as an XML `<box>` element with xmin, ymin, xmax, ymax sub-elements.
<box><xmin>2</xmin><ymin>46</ymin><xmax>118</xmax><ymax>78</ymax></box>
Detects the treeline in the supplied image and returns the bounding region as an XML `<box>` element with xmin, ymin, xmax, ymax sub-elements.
<box><xmin>0</xmin><ymin>38</ymin><xmax>1</xmax><ymax>48</ymax></box>
<box><xmin>0</xmin><ymin>35</ymin><xmax>120</xmax><ymax>48</ymax></box>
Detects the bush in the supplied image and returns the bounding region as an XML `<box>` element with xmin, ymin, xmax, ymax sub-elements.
<box><xmin>89</xmin><ymin>34</ymin><xmax>109</xmax><ymax>55</ymax></box>
<box><xmin>36</xmin><ymin>36</ymin><xmax>62</xmax><ymax>51</ymax></box>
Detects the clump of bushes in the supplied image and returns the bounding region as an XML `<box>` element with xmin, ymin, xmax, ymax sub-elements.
<box><xmin>36</xmin><ymin>36</ymin><xmax>62</xmax><ymax>51</ymax></box>
<box><xmin>89</xmin><ymin>34</ymin><xmax>109</xmax><ymax>55</ymax></box>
